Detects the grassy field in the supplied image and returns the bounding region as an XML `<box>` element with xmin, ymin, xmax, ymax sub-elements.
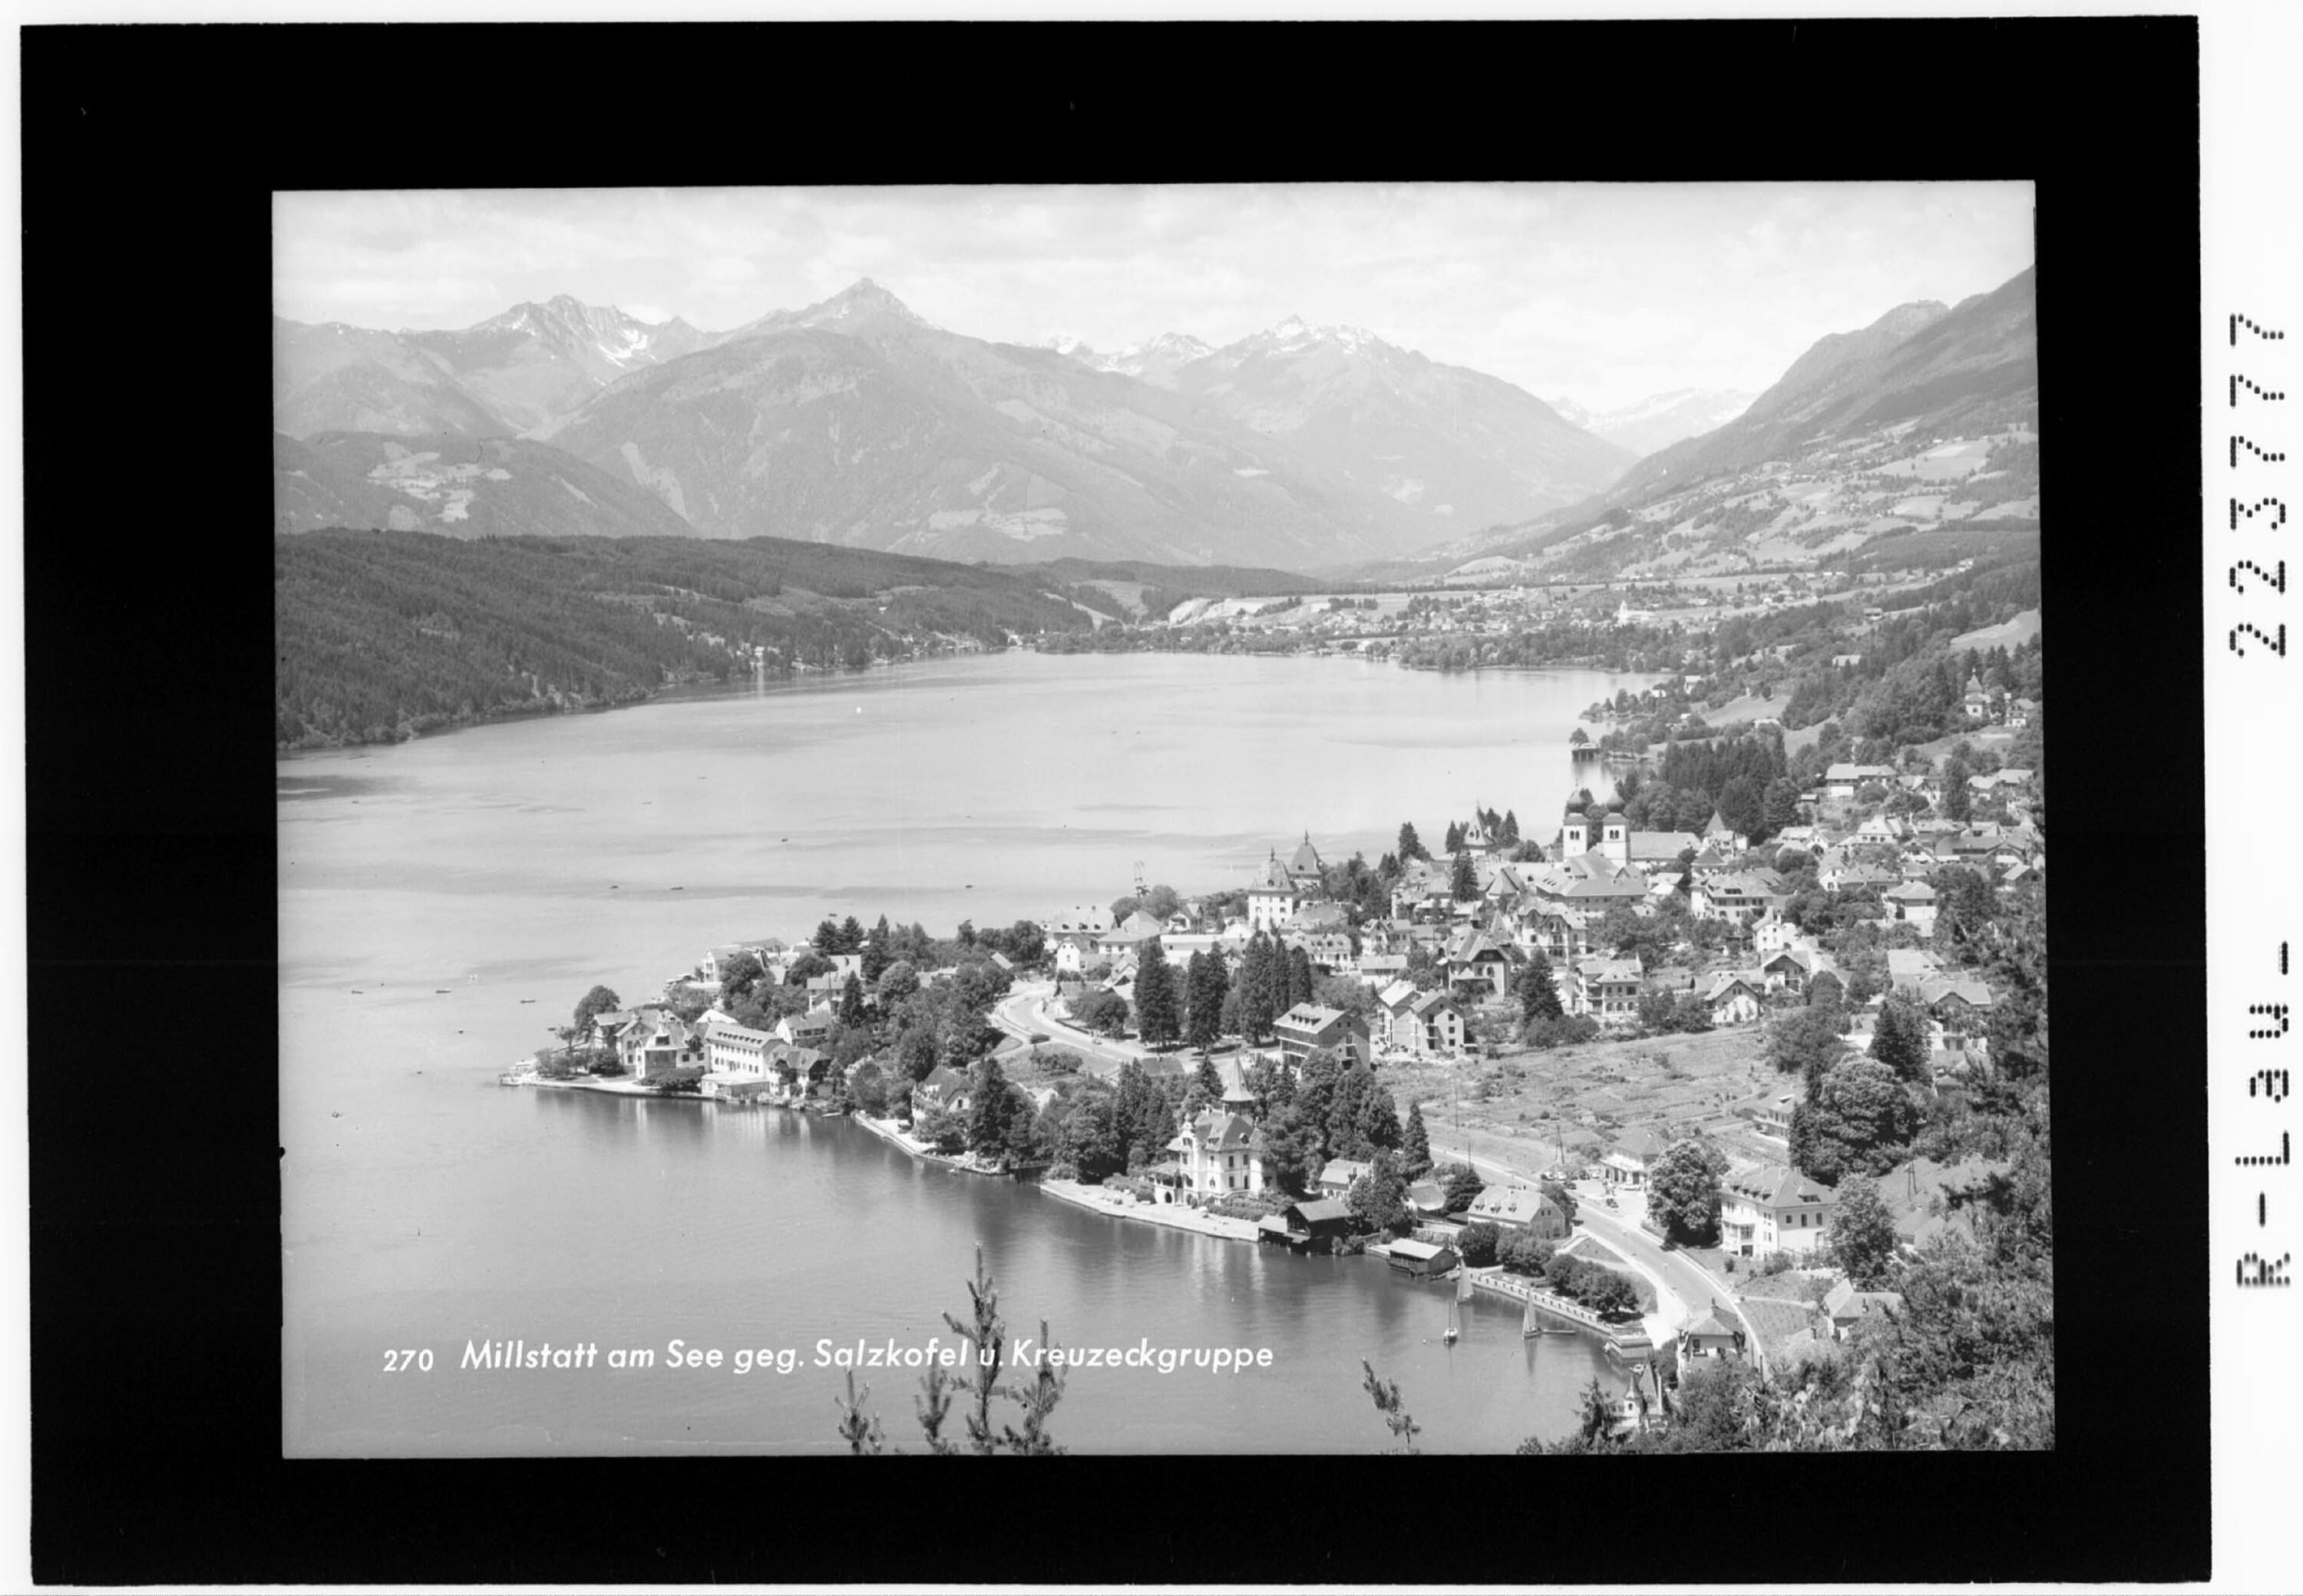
<box><xmin>1875</xmin><ymin>438</ymin><xmax>1994</xmax><ymax>481</ymax></box>
<box><xmin>1704</xmin><ymin>689</ymin><xmax>1793</xmax><ymax>725</ymax></box>
<box><xmin>1396</xmin><ymin>1022</ymin><xmax>1788</xmax><ymax>1178</ymax></box>
<box><xmin>1951</xmin><ymin>606</ymin><xmax>2041</xmax><ymax>653</ymax></box>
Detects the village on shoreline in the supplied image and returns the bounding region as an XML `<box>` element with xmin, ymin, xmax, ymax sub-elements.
<box><xmin>506</xmin><ymin>672</ymin><xmax>2046</xmax><ymax>1442</ymax></box>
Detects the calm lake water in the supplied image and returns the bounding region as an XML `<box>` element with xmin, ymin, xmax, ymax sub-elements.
<box><xmin>280</xmin><ymin>651</ymin><xmax>1653</xmax><ymax>1454</ymax></box>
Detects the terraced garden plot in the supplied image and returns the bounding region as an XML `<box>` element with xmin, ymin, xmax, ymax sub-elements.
<box><xmin>1401</xmin><ymin>1026</ymin><xmax>1780</xmax><ymax>1178</ymax></box>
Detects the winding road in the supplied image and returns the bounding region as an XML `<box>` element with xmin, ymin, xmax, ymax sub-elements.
<box><xmin>990</xmin><ymin>982</ymin><xmax>1145</xmax><ymax>1077</ymax></box>
<box><xmin>990</xmin><ymin>981</ymin><xmax>1260</xmax><ymax>1087</ymax></box>
<box><xmin>1429</xmin><ymin>1138</ymin><xmax>1770</xmax><ymax>1378</ymax></box>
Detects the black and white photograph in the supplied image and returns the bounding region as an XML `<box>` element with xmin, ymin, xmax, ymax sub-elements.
<box><xmin>273</xmin><ymin>180</ymin><xmax>2055</xmax><ymax>1458</ymax></box>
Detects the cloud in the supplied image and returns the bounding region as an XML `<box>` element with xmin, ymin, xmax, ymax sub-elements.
<box><xmin>272</xmin><ymin>183</ymin><xmax>2034</xmax><ymax>409</ymax></box>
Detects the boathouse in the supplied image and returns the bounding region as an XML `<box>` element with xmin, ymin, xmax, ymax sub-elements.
<box><xmin>1384</xmin><ymin>1239</ymin><xmax>1460</xmax><ymax>1279</ymax></box>
<box><xmin>1259</xmin><ymin>1198</ymin><xmax>1354</xmax><ymax>1254</ymax></box>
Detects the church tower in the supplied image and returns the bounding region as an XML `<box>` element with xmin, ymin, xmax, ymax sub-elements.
<box><xmin>1601</xmin><ymin>810</ymin><xmax>1629</xmax><ymax>868</ymax></box>
<box><xmin>1561</xmin><ymin>808</ymin><xmax>1590</xmax><ymax>857</ymax></box>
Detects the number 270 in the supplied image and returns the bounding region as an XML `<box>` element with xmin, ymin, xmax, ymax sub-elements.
<box><xmin>383</xmin><ymin>1347</ymin><xmax>432</xmax><ymax>1373</ymax></box>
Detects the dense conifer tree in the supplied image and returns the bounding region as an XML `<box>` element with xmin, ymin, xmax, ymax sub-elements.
<box><xmin>1520</xmin><ymin>950</ymin><xmax>1564</xmax><ymax>1023</ymax></box>
<box><xmin>1356</xmin><ymin>1074</ymin><xmax>1404</xmax><ymax>1155</ymax></box>
<box><xmin>1186</xmin><ymin>950</ymin><xmax>1228</xmax><ymax>1052</ymax></box>
<box><xmin>1286</xmin><ymin>944</ymin><xmax>1317</xmax><ymax>1011</ymax></box>
<box><xmin>1133</xmin><ymin>937</ymin><xmax>1180</xmax><ymax>1047</ymax></box>
<box><xmin>1243</xmin><ymin>933</ymin><xmax>1280</xmax><ymax>1040</ymax></box>
<box><xmin>1401</xmin><ymin>1101</ymin><xmax>1432</xmax><ymax>1178</ymax></box>
<box><xmin>861</xmin><ymin>915</ymin><xmax>894</xmax><ymax>984</ymax></box>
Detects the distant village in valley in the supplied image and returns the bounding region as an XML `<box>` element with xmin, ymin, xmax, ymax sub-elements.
<box><xmin>512</xmin><ymin>667</ymin><xmax>2049</xmax><ymax>1449</ymax></box>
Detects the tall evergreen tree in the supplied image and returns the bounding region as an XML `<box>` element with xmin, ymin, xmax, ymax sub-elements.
<box><xmin>1401</xmin><ymin>1100</ymin><xmax>1433</xmax><ymax>1179</ymax></box>
<box><xmin>1716</xmin><ymin>775</ymin><xmax>1763</xmax><ymax>841</ymax></box>
<box><xmin>1134</xmin><ymin>937</ymin><xmax>1180</xmax><ymax>1047</ymax></box>
<box><xmin>1295</xmin><ymin>1049</ymin><xmax>1344</xmax><ymax>1165</ymax></box>
<box><xmin>1451</xmin><ymin>849</ymin><xmax>1479</xmax><ymax>902</ymax></box>
<box><xmin>1499</xmin><ymin>809</ymin><xmax>1520</xmax><ymax>845</ymax></box>
<box><xmin>838</xmin><ymin>972</ymin><xmax>867</xmax><ymax>1027</ymax></box>
<box><xmin>965</xmin><ymin>1056</ymin><xmax>1016</xmax><ymax>1156</ymax></box>
<box><xmin>861</xmin><ymin>915</ymin><xmax>894</xmax><ymax>984</ymax></box>
<box><xmin>1760</xmin><ymin>777</ymin><xmax>1802</xmax><ymax>839</ymax></box>
<box><xmin>1397</xmin><ymin>821</ymin><xmax>1429</xmax><ymax>862</ymax></box>
<box><xmin>1186</xmin><ymin>950</ymin><xmax>1228</xmax><ymax>1052</ymax></box>
<box><xmin>1520</xmin><ymin>949</ymin><xmax>1565</xmax><ymax>1023</ymax></box>
<box><xmin>1286</xmin><ymin>943</ymin><xmax>1317</xmax><ymax>1010</ymax></box>
<box><xmin>1110</xmin><ymin>1059</ymin><xmax>1175</xmax><ymax>1170</ymax></box>
<box><xmin>1244</xmin><ymin>933</ymin><xmax>1280</xmax><ymax>1041</ymax></box>
<box><xmin>1444</xmin><ymin>820</ymin><xmax>1465</xmax><ymax>854</ymax></box>
<box><xmin>1327</xmin><ymin>1063</ymin><xmax>1373</xmax><ymax>1158</ymax></box>
<box><xmin>839</xmin><ymin>914</ymin><xmax>867</xmax><ymax>955</ymax></box>
<box><xmin>1940</xmin><ymin>755</ymin><xmax>1972</xmax><ymax>822</ymax></box>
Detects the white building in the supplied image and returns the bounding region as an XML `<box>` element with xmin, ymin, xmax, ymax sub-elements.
<box><xmin>1160</xmin><ymin>1110</ymin><xmax>1265</xmax><ymax>1200</ymax></box>
<box><xmin>1718</xmin><ymin>1164</ymin><xmax>1835</xmax><ymax>1257</ymax></box>
<box><xmin>1246</xmin><ymin>851</ymin><xmax>1301</xmax><ymax>932</ymax></box>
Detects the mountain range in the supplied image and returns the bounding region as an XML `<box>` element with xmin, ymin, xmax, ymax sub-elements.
<box><xmin>1393</xmin><ymin>265</ymin><xmax>2040</xmax><ymax>581</ymax></box>
<box><xmin>273</xmin><ymin>296</ymin><xmax>718</xmax><ymax>440</ymax></box>
<box><xmin>275</xmin><ymin>284</ymin><xmax>1634</xmax><ymax>567</ymax></box>
<box><xmin>273</xmin><ymin>267</ymin><xmax>2034</xmax><ymax>574</ymax></box>
<box><xmin>1604</xmin><ymin>270</ymin><xmax>2036</xmax><ymax>511</ymax></box>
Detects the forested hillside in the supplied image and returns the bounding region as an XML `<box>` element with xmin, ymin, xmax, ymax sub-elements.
<box><xmin>275</xmin><ymin>532</ymin><xmax>1101</xmax><ymax>750</ymax></box>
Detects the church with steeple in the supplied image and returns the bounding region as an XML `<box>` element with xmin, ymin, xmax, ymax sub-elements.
<box><xmin>1285</xmin><ymin>831</ymin><xmax>1326</xmax><ymax>891</ymax></box>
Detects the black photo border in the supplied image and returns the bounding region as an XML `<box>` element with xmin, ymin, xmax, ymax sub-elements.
<box><xmin>24</xmin><ymin>16</ymin><xmax>2204</xmax><ymax>1587</ymax></box>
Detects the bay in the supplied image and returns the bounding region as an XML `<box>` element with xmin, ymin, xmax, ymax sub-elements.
<box><xmin>281</xmin><ymin>651</ymin><xmax>1654</xmax><ymax>1454</ymax></box>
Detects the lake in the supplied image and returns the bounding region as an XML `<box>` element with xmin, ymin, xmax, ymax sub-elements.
<box><xmin>280</xmin><ymin>651</ymin><xmax>1654</xmax><ymax>1454</ymax></box>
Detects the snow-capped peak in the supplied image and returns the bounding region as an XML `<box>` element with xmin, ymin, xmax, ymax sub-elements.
<box><xmin>1248</xmin><ymin>315</ymin><xmax>1387</xmax><ymax>357</ymax></box>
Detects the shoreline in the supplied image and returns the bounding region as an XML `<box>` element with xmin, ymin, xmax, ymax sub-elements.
<box><xmin>1036</xmin><ymin>1178</ymin><xmax>1263</xmax><ymax>1243</ymax></box>
<box><xmin>277</xmin><ymin>650</ymin><xmax>1654</xmax><ymax>764</ymax></box>
<box><xmin>850</xmin><ymin>1112</ymin><xmax>1005</xmax><ymax>1175</ymax></box>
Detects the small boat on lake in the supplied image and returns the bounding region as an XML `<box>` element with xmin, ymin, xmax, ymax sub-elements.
<box><xmin>1444</xmin><ymin>1267</ymin><xmax>1469</xmax><ymax>1345</ymax></box>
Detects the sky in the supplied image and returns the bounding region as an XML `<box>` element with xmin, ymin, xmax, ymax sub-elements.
<box><xmin>273</xmin><ymin>183</ymin><xmax>2034</xmax><ymax>413</ymax></box>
